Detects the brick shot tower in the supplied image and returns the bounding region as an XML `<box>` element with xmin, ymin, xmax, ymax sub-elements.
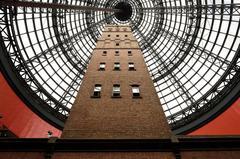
<box><xmin>61</xmin><ymin>25</ymin><xmax>173</xmax><ymax>139</ymax></box>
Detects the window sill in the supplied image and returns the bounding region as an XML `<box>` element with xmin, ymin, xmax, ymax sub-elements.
<box><xmin>132</xmin><ymin>96</ymin><xmax>142</xmax><ymax>99</ymax></box>
<box><xmin>111</xmin><ymin>96</ymin><xmax>122</xmax><ymax>98</ymax></box>
<box><xmin>91</xmin><ymin>96</ymin><xmax>101</xmax><ymax>98</ymax></box>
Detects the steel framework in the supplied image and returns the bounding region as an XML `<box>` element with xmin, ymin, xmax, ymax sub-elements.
<box><xmin>0</xmin><ymin>0</ymin><xmax>240</xmax><ymax>134</ymax></box>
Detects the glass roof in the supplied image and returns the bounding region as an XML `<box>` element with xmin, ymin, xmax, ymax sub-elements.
<box><xmin>0</xmin><ymin>0</ymin><xmax>240</xmax><ymax>134</ymax></box>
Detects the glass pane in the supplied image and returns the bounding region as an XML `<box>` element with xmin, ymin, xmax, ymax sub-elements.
<box><xmin>114</xmin><ymin>63</ymin><xmax>120</xmax><ymax>68</ymax></box>
<box><xmin>113</xmin><ymin>85</ymin><xmax>120</xmax><ymax>92</ymax></box>
<box><xmin>132</xmin><ymin>87</ymin><xmax>139</xmax><ymax>93</ymax></box>
<box><xmin>129</xmin><ymin>63</ymin><xmax>134</xmax><ymax>67</ymax></box>
<box><xmin>94</xmin><ymin>86</ymin><xmax>101</xmax><ymax>92</ymax></box>
<box><xmin>100</xmin><ymin>64</ymin><xmax>105</xmax><ymax>68</ymax></box>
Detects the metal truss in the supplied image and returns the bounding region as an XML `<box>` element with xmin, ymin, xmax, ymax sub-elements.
<box><xmin>0</xmin><ymin>0</ymin><xmax>119</xmax><ymax>12</ymax></box>
<box><xmin>0</xmin><ymin>0</ymin><xmax>240</xmax><ymax>134</ymax></box>
<box><xmin>0</xmin><ymin>0</ymin><xmax>115</xmax><ymax>129</ymax></box>
<box><xmin>135</xmin><ymin>0</ymin><xmax>240</xmax><ymax>133</ymax></box>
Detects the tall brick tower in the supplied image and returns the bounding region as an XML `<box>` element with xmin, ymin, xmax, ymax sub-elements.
<box><xmin>61</xmin><ymin>25</ymin><xmax>172</xmax><ymax>139</ymax></box>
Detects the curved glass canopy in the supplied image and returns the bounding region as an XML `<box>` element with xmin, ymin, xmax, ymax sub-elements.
<box><xmin>0</xmin><ymin>0</ymin><xmax>240</xmax><ymax>134</ymax></box>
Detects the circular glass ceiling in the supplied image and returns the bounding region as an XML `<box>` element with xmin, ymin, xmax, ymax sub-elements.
<box><xmin>0</xmin><ymin>0</ymin><xmax>240</xmax><ymax>134</ymax></box>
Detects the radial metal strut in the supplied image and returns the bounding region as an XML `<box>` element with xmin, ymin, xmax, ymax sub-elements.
<box><xmin>0</xmin><ymin>0</ymin><xmax>120</xmax><ymax>12</ymax></box>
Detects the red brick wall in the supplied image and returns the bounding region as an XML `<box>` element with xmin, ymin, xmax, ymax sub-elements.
<box><xmin>1</xmin><ymin>150</ymin><xmax>240</xmax><ymax>159</ymax></box>
<box><xmin>181</xmin><ymin>151</ymin><xmax>240</xmax><ymax>159</ymax></box>
<box><xmin>52</xmin><ymin>152</ymin><xmax>175</xmax><ymax>159</ymax></box>
<box><xmin>0</xmin><ymin>152</ymin><xmax>45</xmax><ymax>159</ymax></box>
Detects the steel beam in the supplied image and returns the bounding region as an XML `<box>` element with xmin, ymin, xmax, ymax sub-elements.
<box><xmin>0</xmin><ymin>0</ymin><xmax>120</xmax><ymax>12</ymax></box>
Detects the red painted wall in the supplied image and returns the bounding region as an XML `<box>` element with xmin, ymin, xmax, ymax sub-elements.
<box><xmin>0</xmin><ymin>73</ymin><xmax>61</xmax><ymax>138</ymax></box>
<box><xmin>1</xmin><ymin>71</ymin><xmax>240</xmax><ymax>137</ymax></box>
<box><xmin>189</xmin><ymin>98</ymin><xmax>240</xmax><ymax>135</ymax></box>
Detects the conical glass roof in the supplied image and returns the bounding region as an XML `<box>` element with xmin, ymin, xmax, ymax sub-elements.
<box><xmin>0</xmin><ymin>0</ymin><xmax>240</xmax><ymax>134</ymax></box>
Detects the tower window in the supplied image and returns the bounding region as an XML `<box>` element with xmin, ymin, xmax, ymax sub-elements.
<box><xmin>99</xmin><ymin>62</ymin><xmax>105</xmax><ymax>70</ymax></box>
<box><xmin>128</xmin><ymin>62</ymin><xmax>135</xmax><ymax>70</ymax></box>
<box><xmin>112</xmin><ymin>84</ymin><xmax>120</xmax><ymax>97</ymax></box>
<box><xmin>125</xmin><ymin>35</ymin><xmax>128</xmax><ymax>37</ymax></box>
<box><xmin>115</xmin><ymin>51</ymin><xmax>119</xmax><ymax>56</ymax></box>
<box><xmin>132</xmin><ymin>85</ymin><xmax>140</xmax><ymax>97</ymax></box>
<box><xmin>92</xmin><ymin>84</ymin><xmax>102</xmax><ymax>98</ymax></box>
<box><xmin>128</xmin><ymin>51</ymin><xmax>132</xmax><ymax>56</ymax></box>
<box><xmin>103</xmin><ymin>51</ymin><xmax>107</xmax><ymax>56</ymax></box>
<box><xmin>108</xmin><ymin>35</ymin><xmax>110</xmax><ymax>37</ymax></box>
<box><xmin>116</xmin><ymin>43</ymin><xmax>119</xmax><ymax>46</ymax></box>
<box><xmin>114</xmin><ymin>62</ymin><xmax>120</xmax><ymax>70</ymax></box>
<box><xmin>116</xmin><ymin>35</ymin><xmax>119</xmax><ymax>37</ymax></box>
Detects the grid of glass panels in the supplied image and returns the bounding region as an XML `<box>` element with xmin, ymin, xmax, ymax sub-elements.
<box><xmin>0</xmin><ymin>0</ymin><xmax>240</xmax><ymax>132</ymax></box>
